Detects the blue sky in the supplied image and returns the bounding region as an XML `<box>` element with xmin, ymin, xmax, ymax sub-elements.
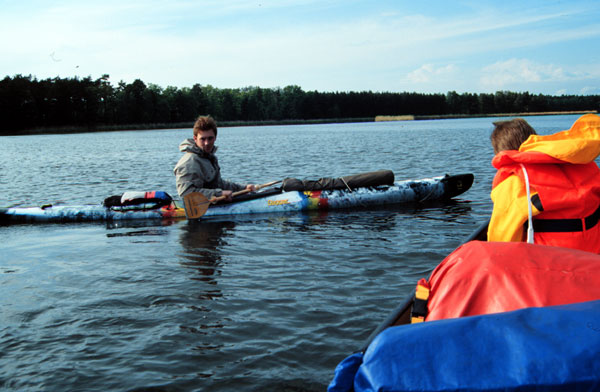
<box><xmin>1</xmin><ymin>0</ymin><xmax>599</xmax><ymax>95</ymax></box>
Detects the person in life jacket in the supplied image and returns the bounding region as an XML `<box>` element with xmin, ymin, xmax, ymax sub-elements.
<box><xmin>487</xmin><ymin>113</ymin><xmax>600</xmax><ymax>253</ymax></box>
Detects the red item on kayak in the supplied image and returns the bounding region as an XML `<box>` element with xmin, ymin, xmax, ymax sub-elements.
<box><xmin>424</xmin><ymin>240</ymin><xmax>600</xmax><ymax>321</ymax></box>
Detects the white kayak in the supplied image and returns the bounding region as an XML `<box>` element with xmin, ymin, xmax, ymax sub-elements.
<box><xmin>0</xmin><ymin>174</ymin><xmax>473</xmax><ymax>224</ymax></box>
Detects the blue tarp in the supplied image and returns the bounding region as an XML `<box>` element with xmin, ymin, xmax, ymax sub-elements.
<box><xmin>328</xmin><ymin>300</ymin><xmax>600</xmax><ymax>391</ymax></box>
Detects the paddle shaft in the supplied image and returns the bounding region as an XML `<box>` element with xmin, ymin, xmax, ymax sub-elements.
<box><xmin>183</xmin><ymin>180</ymin><xmax>281</xmax><ymax>219</ymax></box>
<box><xmin>209</xmin><ymin>180</ymin><xmax>280</xmax><ymax>204</ymax></box>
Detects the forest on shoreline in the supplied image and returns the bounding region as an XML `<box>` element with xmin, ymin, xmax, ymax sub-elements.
<box><xmin>1</xmin><ymin>74</ymin><xmax>599</xmax><ymax>135</ymax></box>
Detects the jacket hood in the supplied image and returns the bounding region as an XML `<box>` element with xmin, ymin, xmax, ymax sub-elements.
<box><xmin>493</xmin><ymin>113</ymin><xmax>600</xmax><ymax>168</ymax></box>
<box><xmin>179</xmin><ymin>138</ymin><xmax>218</xmax><ymax>156</ymax></box>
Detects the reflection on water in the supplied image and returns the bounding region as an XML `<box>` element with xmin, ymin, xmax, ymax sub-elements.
<box><xmin>410</xmin><ymin>200</ymin><xmax>474</xmax><ymax>223</ymax></box>
<box><xmin>104</xmin><ymin>220</ymin><xmax>175</xmax><ymax>248</ymax></box>
<box><xmin>178</xmin><ymin>220</ymin><xmax>236</xmax><ymax>287</ymax></box>
<box><xmin>275</xmin><ymin>200</ymin><xmax>474</xmax><ymax>232</ymax></box>
<box><xmin>105</xmin><ymin>218</ymin><xmax>178</xmax><ymax>232</ymax></box>
<box><xmin>177</xmin><ymin>220</ymin><xmax>239</xmax><ymax>380</ymax></box>
<box><xmin>105</xmin><ymin>227</ymin><xmax>170</xmax><ymax>238</ymax></box>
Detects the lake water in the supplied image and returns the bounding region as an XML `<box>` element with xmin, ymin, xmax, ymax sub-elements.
<box><xmin>0</xmin><ymin>115</ymin><xmax>583</xmax><ymax>391</ymax></box>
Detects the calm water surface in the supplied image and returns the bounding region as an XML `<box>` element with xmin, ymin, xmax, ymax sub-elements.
<box><xmin>0</xmin><ymin>116</ymin><xmax>582</xmax><ymax>391</ymax></box>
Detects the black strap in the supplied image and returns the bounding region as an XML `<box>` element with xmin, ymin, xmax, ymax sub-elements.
<box><xmin>585</xmin><ymin>205</ymin><xmax>600</xmax><ymax>230</ymax></box>
<box><xmin>532</xmin><ymin>204</ymin><xmax>600</xmax><ymax>232</ymax></box>
<box><xmin>410</xmin><ymin>297</ymin><xmax>428</xmax><ymax>320</ymax></box>
<box><xmin>531</xmin><ymin>194</ymin><xmax>544</xmax><ymax>212</ymax></box>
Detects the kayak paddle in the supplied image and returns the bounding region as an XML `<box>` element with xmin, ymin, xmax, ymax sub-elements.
<box><xmin>183</xmin><ymin>180</ymin><xmax>281</xmax><ymax>219</ymax></box>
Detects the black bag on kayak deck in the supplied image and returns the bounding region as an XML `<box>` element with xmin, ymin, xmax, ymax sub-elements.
<box><xmin>281</xmin><ymin>170</ymin><xmax>394</xmax><ymax>192</ymax></box>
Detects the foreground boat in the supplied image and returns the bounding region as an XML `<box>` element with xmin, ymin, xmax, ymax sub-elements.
<box><xmin>329</xmin><ymin>224</ymin><xmax>600</xmax><ymax>392</ymax></box>
<box><xmin>0</xmin><ymin>173</ymin><xmax>473</xmax><ymax>224</ymax></box>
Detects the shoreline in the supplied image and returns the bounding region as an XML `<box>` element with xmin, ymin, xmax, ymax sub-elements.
<box><xmin>3</xmin><ymin>110</ymin><xmax>596</xmax><ymax>136</ymax></box>
<box><xmin>376</xmin><ymin>110</ymin><xmax>597</xmax><ymax>122</ymax></box>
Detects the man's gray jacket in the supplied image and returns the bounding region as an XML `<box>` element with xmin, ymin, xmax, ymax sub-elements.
<box><xmin>173</xmin><ymin>138</ymin><xmax>245</xmax><ymax>198</ymax></box>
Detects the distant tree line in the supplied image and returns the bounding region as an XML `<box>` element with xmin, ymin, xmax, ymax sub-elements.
<box><xmin>1</xmin><ymin>74</ymin><xmax>599</xmax><ymax>135</ymax></box>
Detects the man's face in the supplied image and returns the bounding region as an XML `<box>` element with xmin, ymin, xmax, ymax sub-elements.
<box><xmin>194</xmin><ymin>129</ymin><xmax>216</xmax><ymax>153</ymax></box>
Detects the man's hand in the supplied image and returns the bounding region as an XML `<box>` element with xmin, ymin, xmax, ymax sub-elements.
<box><xmin>221</xmin><ymin>190</ymin><xmax>234</xmax><ymax>201</ymax></box>
<box><xmin>221</xmin><ymin>185</ymin><xmax>255</xmax><ymax>202</ymax></box>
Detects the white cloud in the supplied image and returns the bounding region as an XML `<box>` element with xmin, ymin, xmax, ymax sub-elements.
<box><xmin>478</xmin><ymin>58</ymin><xmax>600</xmax><ymax>94</ymax></box>
<box><xmin>480</xmin><ymin>59</ymin><xmax>566</xmax><ymax>88</ymax></box>
<box><xmin>579</xmin><ymin>86</ymin><xmax>600</xmax><ymax>95</ymax></box>
<box><xmin>406</xmin><ymin>64</ymin><xmax>458</xmax><ymax>83</ymax></box>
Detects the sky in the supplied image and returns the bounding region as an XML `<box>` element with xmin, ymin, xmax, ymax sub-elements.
<box><xmin>1</xmin><ymin>0</ymin><xmax>599</xmax><ymax>95</ymax></box>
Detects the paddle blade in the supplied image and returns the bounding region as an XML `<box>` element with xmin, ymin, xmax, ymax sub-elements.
<box><xmin>183</xmin><ymin>192</ymin><xmax>210</xmax><ymax>219</ymax></box>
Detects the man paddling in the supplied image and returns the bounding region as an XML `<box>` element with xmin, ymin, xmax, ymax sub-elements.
<box><xmin>174</xmin><ymin>115</ymin><xmax>255</xmax><ymax>200</ymax></box>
